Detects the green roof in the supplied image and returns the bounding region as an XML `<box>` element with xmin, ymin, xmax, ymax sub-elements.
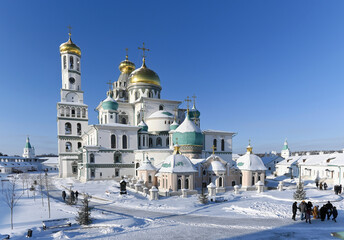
<box><xmin>172</xmin><ymin>131</ymin><xmax>203</xmax><ymax>146</ymax></box>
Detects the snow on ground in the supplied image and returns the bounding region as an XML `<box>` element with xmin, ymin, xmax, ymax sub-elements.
<box><xmin>1</xmin><ymin>173</ymin><xmax>344</xmax><ymax>239</ymax></box>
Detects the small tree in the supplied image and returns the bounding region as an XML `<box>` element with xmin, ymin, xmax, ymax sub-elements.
<box><xmin>2</xmin><ymin>177</ymin><xmax>22</xmax><ymax>229</ymax></box>
<box><xmin>44</xmin><ymin>172</ymin><xmax>51</xmax><ymax>218</ymax></box>
<box><xmin>76</xmin><ymin>195</ymin><xmax>92</xmax><ymax>225</ymax></box>
<box><xmin>38</xmin><ymin>172</ymin><xmax>44</xmax><ymax>206</ymax></box>
<box><xmin>294</xmin><ymin>181</ymin><xmax>306</xmax><ymax>200</ymax></box>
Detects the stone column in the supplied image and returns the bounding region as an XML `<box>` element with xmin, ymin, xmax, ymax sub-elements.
<box><xmin>278</xmin><ymin>181</ymin><xmax>284</xmax><ymax>191</ymax></box>
<box><xmin>207</xmin><ymin>182</ymin><xmax>216</xmax><ymax>197</ymax></box>
<box><xmin>256</xmin><ymin>181</ymin><xmax>264</xmax><ymax>193</ymax></box>
<box><xmin>149</xmin><ymin>186</ymin><xmax>159</xmax><ymax>200</ymax></box>
<box><xmin>234</xmin><ymin>185</ymin><xmax>240</xmax><ymax>194</ymax></box>
<box><xmin>143</xmin><ymin>187</ymin><xmax>149</xmax><ymax>196</ymax></box>
<box><xmin>181</xmin><ymin>189</ymin><xmax>188</xmax><ymax>198</ymax></box>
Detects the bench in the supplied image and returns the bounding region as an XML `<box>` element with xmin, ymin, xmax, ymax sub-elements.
<box><xmin>42</xmin><ymin>218</ymin><xmax>71</xmax><ymax>230</ymax></box>
<box><xmin>0</xmin><ymin>234</ymin><xmax>10</xmax><ymax>239</ymax></box>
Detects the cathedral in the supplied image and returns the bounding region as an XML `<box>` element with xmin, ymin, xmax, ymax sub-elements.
<box><xmin>57</xmin><ymin>32</ymin><xmax>266</xmax><ymax>194</ymax></box>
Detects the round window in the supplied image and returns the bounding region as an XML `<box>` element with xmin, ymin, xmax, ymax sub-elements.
<box><xmin>69</xmin><ymin>77</ymin><xmax>75</xmax><ymax>84</ymax></box>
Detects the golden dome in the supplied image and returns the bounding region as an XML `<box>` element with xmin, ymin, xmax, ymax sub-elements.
<box><xmin>119</xmin><ymin>55</ymin><xmax>136</xmax><ymax>73</ymax></box>
<box><xmin>128</xmin><ymin>58</ymin><xmax>161</xmax><ymax>87</ymax></box>
<box><xmin>59</xmin><ymin>35</ymin><xmax>81</xmax><ymax>56</ymax></box>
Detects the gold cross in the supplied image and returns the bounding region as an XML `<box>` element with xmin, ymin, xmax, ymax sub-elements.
<box><xmin>106</xmin><ymin>80</ymin><xmax>112</xmax><ymax>91</ymax></box>
<box><xmin>125</xmin><ymin>48</ymin><xmax>129</xmax><ymax>60</ymax></box>
<box><xmin>67</xmin><ymin>25</ymin><xmax>72</xmax><ymax>37</ymax></box>
<box><xmin>185</xmin><ymin>96</ymin><xmax>192</xmax><ymax>113</ymax></box>
<box><xmin>138</xmin><ymin>42</ymin><xmax>150</xmax><ymax>58</ymax></box>
<box><xmin>192</xmin><ymin>94</ymin><xmax>196</xmax><ymax>105</ymax></box>
<box><xmin>211</xmin><ymin>145</ymin><xmax>217</xmax><ymax>154</ymax></box>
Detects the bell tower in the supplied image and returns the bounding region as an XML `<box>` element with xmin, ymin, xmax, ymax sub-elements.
<box><xmin>57</xmin><ymin>27</ymin><xmax>88</xmax><ymax>178</ymax></box>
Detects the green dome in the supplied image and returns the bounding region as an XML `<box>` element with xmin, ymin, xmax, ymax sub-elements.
<box><xmin>138</xmin><ymin>120</ymin><xmax>148</xmax><ymax>132</ymax></box>
<box><xmin>102</xmin><ymin>96</ymin><xmax>118</xmax><ymax>111</ymax></box>
<box><xmin>170</xmin><ymin>121</ymin><xmax>179</xmax><ymax>131</ymax></box>
<box><xmin>188</xmin><ymin>108</ymin><xmax>200</xmax><ymax>119</ymax></box>
<box><xmin>172</xmin><ymin>116</ymin><xmax>203</xmax><ymax>146</ymax></box>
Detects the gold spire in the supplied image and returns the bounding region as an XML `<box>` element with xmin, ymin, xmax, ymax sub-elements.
<box><xmin>173</xmin><ymin>138</ymin><xmax>181</xmax><ymax>155</ymax></box>
<box><xmin>185</xmin><ymin>96</ymin><xmax>192</xmax><ymax>115</ymax></box>
<box><xmin>138</xmin><ymin>42</ymin><xmax>150</xmax><ymax>68</ymax></box>
<box><xmin>119</xmin><ymin>48</ymin><xmax>135</xmax><ymax>73</ymax></box>
<box><xmin>211</xmin><ymin>145</ymin><xmax>216</xmax><ymax>155</ymax></box>
<box><xmin>125</xmin><ymin>48</ymin><xmax>129</xmax><ymax>60</ymax></box>
<box><xmin>247</xmin><ymin>139</ymin><xmax>253</xmax><ymax>154</ymax></box>
<box><xmin>68</xmin><ymin>25</ymin><xmax>72</xmax><ymax>38</ymax></box>
<box><xmin>106</xmin><ymin>80</ymin><xmax>113</xmax><ymax>97</ymax></box>
<box><xmin>59</xmin><ymin>25</ymin><xmax>81</xmax><ymax>56</ymax></box>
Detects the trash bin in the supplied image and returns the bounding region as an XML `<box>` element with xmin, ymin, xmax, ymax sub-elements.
<box><xmin>27</xmin><ymin>229</ymin><xmax>33</xmax><ymax>238</ymax></box>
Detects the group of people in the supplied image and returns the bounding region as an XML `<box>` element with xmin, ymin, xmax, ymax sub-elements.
<box><xmin>62</xmin><ymin>190</ymin><xmax>79</xmax><ymax>203</ymax></box>
<box><xmin>315</xmin><ymin>179</ymin><xmax>328</xmax><ymax>190</ymax></box>
<box><xmin>292</xmin><ymin>200</ymin><xmax>338</xmax><ymax>223</ymax></box>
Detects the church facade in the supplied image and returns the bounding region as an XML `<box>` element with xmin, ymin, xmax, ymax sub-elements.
<box><xmin>56</xmin><ymin>33</ymin><xmax>266</xmax><ymax>193</ymax></box>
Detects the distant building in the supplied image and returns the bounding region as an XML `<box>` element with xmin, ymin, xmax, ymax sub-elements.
<box><xmin>281</xmin><ymin>139</ymin><xmax>291</xmax><ymax>159</ymax></box>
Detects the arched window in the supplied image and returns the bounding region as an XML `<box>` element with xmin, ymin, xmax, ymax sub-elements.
<box><xmin>121</xmin><ymin>118</ymin><xmax>127</xmax><ymax>124</ymax></box>
<box><xmin>76</xmin><ymin>108</ymin><xmax>80</xmax><ymax>117</ymax></box>
<box><xmin>122</xmin><ymin>135</ymin><xmax>128</xmax><ymax>149</ymax></box>
<box><xmin>143</xmin><ymin>136</ymin><xmax>146</xmax><ymax>146</ymax></box>
<box><xmin>63</xmin><ymin>56</ymin><xmax>66</xmax><ymax>69</ymax></box>
<box><xmin>148</xmin><ymin>175</ymin><xmax>152</xmax><ymax>183</ymax></box>
<box><xmin>77</xmin><ymin>58</ymin><xmax>80</xmax><ymax>71</ymax></box>
<box><xmin>159</xmin><ymin>105</ymin><xmax>164</xmax><ymax>110</ymax></box>
<box><xmin>232</xmin><ymin>181</ymin><xmax>236</xmax><ymax>186</ymax></box>
<box><xmin>149</xmin><ymin>138</ymin><xmax>153</xmax><ymax>147</ymax></box>
<box><xmin>252</xmin><ymin>176</ymin><xmax>255</xmax><ymax>185</ymax></box>
<box><xmin>111</xmin><ymin>135</ymin><xmax>116</xmax><ymax>148</ymax></box>
<box><xmin>177</xmin><ymin>178</ymin><xmax>182</xmax><ymax>190</ymax></box>
<box><xmin>156</xmin><ymin>137</ymin><xmax>162</xmax><ymax>146</ymax></box>
<box><xmin>240</xmin><ymin>174</ymin><xmax>242</xmax><ymax>185</ymax></box>
<box><xmin>138</xmin><ymin>135</ymin><xmax>141</xmax><ymax>147</ymax></box>
<box><xmin>148</xmin><ymin>91</ymin><xmax>153</xmax><ymax>98</ymax></box>
<box><xmin>77</xmin><ymin>123</ymin><xmax>81</xmax><ymax>135</ymax></box>
<box><xmin>69</xmin><ymin>56</ymin><xmax>74</xmax><ymax>69</ymax></box>
<box><xmin>65</xmin><ymin>142</ymin><xmax>72</xmax><ymax>152</ymax></box>
<box><xmin>77</xmin><ymin>142</ymin><xmax>82</xmax><ymax>149</ymax></box>
<box><xmin>90</xmin><ymin>153</ymin><xmax>95</xmax><ymax>163</ymax></box>
<box><xmin>221</xmin><ymin>139</ymin><xmax>225</xmax><ymax>151</ymax></box>
<box><xmin>219</xmin><ymin>177</ymin><xmax>223</xmax><ymax>187</ymax></box>
<box><xmin>185</xmin><ymin>178</ymin><xmax>189</xmax><ymax>189</ymax></box>
<box><xmin>136</xmin><ymin>162</ymin><xmax>140</xmax><ymax>176</ymax></box>
<box><xmin>114</xmin><ymin>152</ymin><xmax>121</xmax><ymax>163</ymax></box>
<box><xmin>166</xmin><ymin>137</ymin><xmax>169</xmax><ymax>147</ymax></box>
<box><xmin>135</xmin><ymin>91</ymin><xmax>140</xmax><ymax>100</ymax></box>
<box><xmin>65</xmin><ymin>123</ymin><xmax>72</xmax><ymax>134</ymax></box>
<box><xmin>213</xmin><ymin>139</ymin><xmax>217</xmax><ymax>150</ymax></box>
<box><xmin>82</xmin><ymin>108</ymin><xmax>86</xmax><ymax>118</ymax></box>
<box><xmin>258</xmin><ymin>175</ymin><xmax>261</xmax><ymax>181</ymax></box>
<box><xmin>71</xmin><ymin>108</ymin><xmax>75</xmax><ymax>117</ymax></box>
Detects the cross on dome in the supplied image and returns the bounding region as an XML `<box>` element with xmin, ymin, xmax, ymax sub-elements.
<box><xmin>211</xmin><ymin>145</ymin><xmax>217</xmax><ymax>155</ymax></box>
<box><xmin>185</xmin><ymin>96</ymin><xmax>192</xmax><ymax>114</ymax></box>
<box><xmin>67</xmin><ymin>25</ymin><xmax>72</xmax><ymax>37</ymax></box>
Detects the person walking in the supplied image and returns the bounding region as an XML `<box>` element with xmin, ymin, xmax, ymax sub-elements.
<box><xmin>332</xmin><ymin>207</ymin><xmax>338</xmax><ymax>222</ymax></box>
<box><xmin>75</xmin><ymin>191</ymin><xmax>79</xmax><ymax>200</ymax></box>
<box><xmin>324</xmin><ymin>182</ymin><xmax>328</xmax><ymax>190</ymax></box>
<box><xmin>325</xmin><ymin>201</ymin><xmax>333</xmax><ymax>220</ymax></box>
<box><xmin>70</xmin><ymin>190</ymin><xmax>75</xmax><ymax>203</ymax></box>
<box><xmin>320</xmin><ymin>205</ymin><xmax>326</xmax><ymax>221</ymax></box>
<box><xmin>299</xmin><ymin>201</ymin><xmax>306</xmax><ymax>220</ymax></box>
<box><xmin>305</xmin><ymin>201</ymin><xmax>312</xmax><ymax>224</ymax></box>
<box><xmin>313</xmin><ymin>205</ymin><xmax>319</xmax><ymax>219</ymax></box>
<box><xmin>315</xmin><ymin>178</ymin><xmax>319</xmax><ymax>189</ymax></box>
<box><xmin>62</xmin><ymin>191</ymin><xmax>66</xmax><ymax>202</ymax></box>
<box><xmin>320</xmin><ymin>182</ymin><xmax>323</xmax><ymax>190</ymax></box>
<box><xmin>292</xmin><ymin>202</ymin><xmax>298</xmax><ymax>221</ymax></box>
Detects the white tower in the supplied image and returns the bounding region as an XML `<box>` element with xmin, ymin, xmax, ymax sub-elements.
<box><xmin>57</xmin><ymin>30</ymin><xmax>88</xmax><ymax>178</ymax></box>
<box><xmin>23</xmin><ymin>137</ymin><xmax>35</xmax><ymax>158</ymax></box>
<box><xmin>281</xmin><ymin>139</ymin><xmax>291</xmax><ymax>159</ymax></box>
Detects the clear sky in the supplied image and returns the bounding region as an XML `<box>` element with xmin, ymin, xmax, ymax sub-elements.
<box><xmin>1</xmin><ymin>0</ymin><xmax>344</xmax><ymax>155</ymax></box>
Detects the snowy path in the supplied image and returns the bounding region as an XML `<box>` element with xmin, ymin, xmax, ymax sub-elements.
<box><xmin>46</xmin><ymin>184</ymin><xmax>342</xmax><ymax>240</ymax></box>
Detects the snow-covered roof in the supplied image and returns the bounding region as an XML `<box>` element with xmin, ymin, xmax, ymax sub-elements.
<box><xmin>261</xmin><ymin>154</ymin><xmax>284</xmax><ymax>165</ymax></box>
<box><xmin>159</xmin><ymin>154</ymin><xmax>197</xmax><ymax>173</ymax></box>
<box><xmin>147</xmin><ymin>110</ymin><xmax>174</xmax><ymax>119</ymax></box>
<box><xmin>207</xmin><ymin>160</ymin><xmax>226</xmax><ymax>172</ymax></box>
<box><xmin>41</xmin><ymin>157</ymin><xmax>58</xmax><ymax>164</ymax></box>
<box><xmin>137</xmin><ymin>157</ymin><xmax>156</xmax><ymax>171</ymax></box>
<box><xmin>174</xmin><ymin>116</ymin><xmax>201</xmax><ymax>133</ymax></box>
<box><xmin>0</xmin><ymin>162</ymin><xmax>36</xmax><ymax>168</ymax></box>
<box><xmin>236</xmin><ymin>152</ymin><xmax>267</xmax><ymax>171</ymax></box>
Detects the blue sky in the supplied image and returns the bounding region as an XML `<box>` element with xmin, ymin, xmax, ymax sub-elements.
<box><xmin>1</xmin><ymin>0</ymin><xmax>344</xmax><ymax>155</ymax></box>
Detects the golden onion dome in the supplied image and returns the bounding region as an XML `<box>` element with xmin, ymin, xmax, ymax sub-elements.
<box><xmin>59</xmin><ymin>35</ymin><xmax>81</xmax><ymax>56</ymax></box>
<box><xmin>119</xmin><ymin>55</ymin><xmax>136</xmax><ymax>73</ymax></box>
<box><xmin>128</xmin><ymin>58</ymin><xmax>161</xmax><ymax>87</ymax></box>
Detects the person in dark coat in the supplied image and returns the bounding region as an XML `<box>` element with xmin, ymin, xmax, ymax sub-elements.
<box><xmin>292</xmin><ymin>202</ymin><xmax>298</xmax><ymax>220</ymax></box>
<box><xmin>320</xmin><ymin>182</ymin><xmax>323</xmax><ymax>190</ymax></box>
<box><xmin>320</xmin><ymin>205</ymin><xmax>327</xmax><ymax>221</ymax></box>
<box><xmin>62</xmin><ymin>191</ymin><xmax>66</xmax><ymax>202</ymax></box>
<box><xmin>315</xmin><ymin>179</ymin><xmax>319</xmax><ymax>189</ymax></box>
<box><xmin>332</xmin><ymin>207</ymin><xmax>338</xmax><ymax>222</ymax></box>
<box><xmin>305</xmin><ymin>201</ymin><xmax>312</xmax><ymax>224</ymax></box>
<box><xmin>340</xmin><ymin>185</ymin><xmax>342</xmax><ymax>194</ymax></box>
<box><xmin>75</xmin><ymin>191</ymin><xmax>79</xmax><ymax>200</ymax></box>
<box><xmin>324</xmin><ymin>182</ymin><xmax>328</xmax><ymax>190</ymax></box>
<box><xmin>70</xmin><ymin>190</ymin><xmax>75</xmax><ymax>203</ymax></box>
<box><xmin>325</xmin><ymin>201</ymin><xmax>333</xmax><ymax>220</ymax></box>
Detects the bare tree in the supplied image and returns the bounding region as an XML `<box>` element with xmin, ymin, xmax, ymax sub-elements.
<box><xmin>44</xmin><ymin>172</ymin><xmax>51</xmax><ymax>218</ymax></box>
<box><xmin>38</xmin><ymin>172</ymin><xmax>44</xmax><ymax>207</ymax></box>
<box><xmin>2</xmin><ymin>177</ymin><xmax>22</xmax><ymax>229</ymax></box>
